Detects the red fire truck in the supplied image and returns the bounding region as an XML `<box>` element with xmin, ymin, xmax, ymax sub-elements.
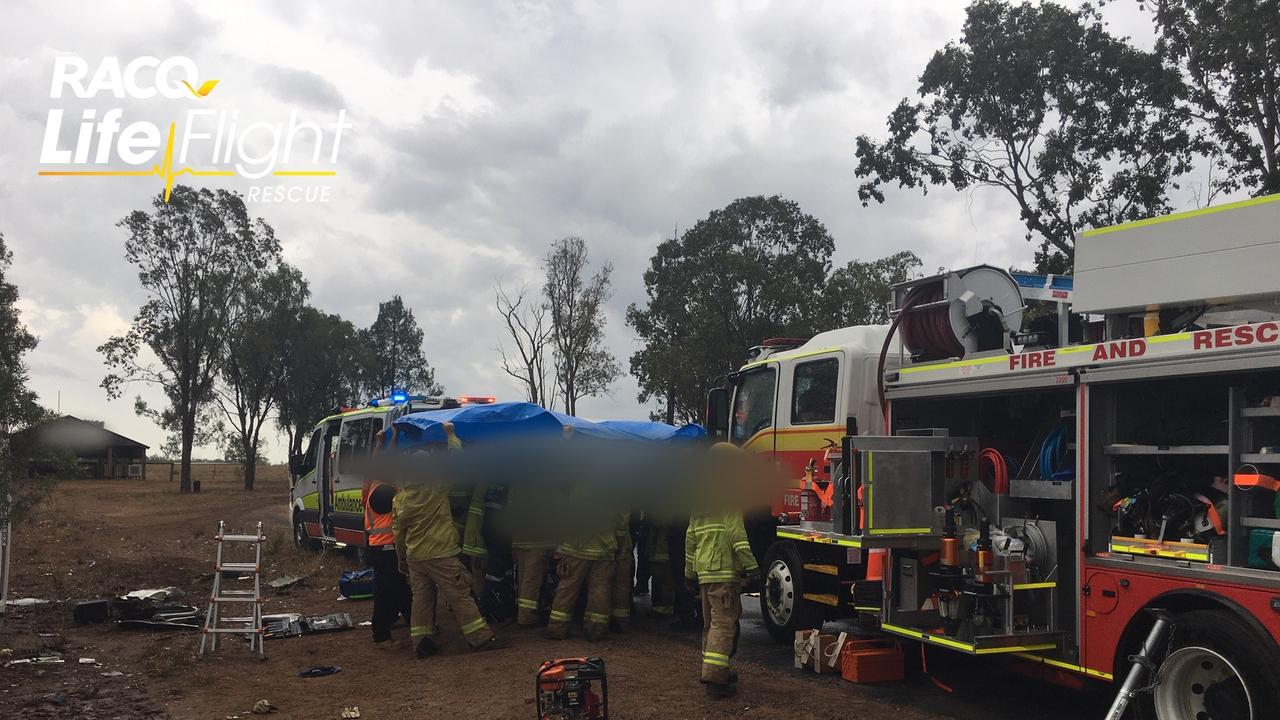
<box><xmin>708</xmin><ymin>195</ymin><xmax>1280</xmax><ymax>719</ymax></box>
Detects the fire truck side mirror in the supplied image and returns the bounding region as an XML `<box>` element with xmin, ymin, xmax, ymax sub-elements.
<box><xmin>705</xmin><ymin>386</ymin><xmax>730</xmax><ymax>442</ymax></box>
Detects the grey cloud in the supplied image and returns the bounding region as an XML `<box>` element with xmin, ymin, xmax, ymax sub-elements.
<box><xmin>0</xmin><ymin>1</ymin><xmax>1161</xmax><ymax>458</ymax></box>
<box><xmin>254</xmin><ymin>65</ymin><xmax>345</xmax><ymax>109</ymax></box>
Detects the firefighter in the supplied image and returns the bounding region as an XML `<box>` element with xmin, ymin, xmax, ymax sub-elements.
<box><xmin>441</xmin><ymin>429</ymin><xmax>488</xmax><ymax>600</ymax></box>
<box><xmin>632</xmin><ymin>512</ymin><xmax>650</xmax><ymax>596</ymax></box>
<box><xmin>645</xmin><ymin>517</ymin><xmax>675</xmax><ymax>617</ymax></box>
<box><xmin>393</xmin><ymin>424</ymin><xmax>507</xmax><ymax>658</ymax></box>
<box><xmin>545</xmin><ymin>486</ymin><xmax>617</xmax><ymax>641</ymax></box>
<box><xmin>510</xmin><ymin>481</ymin><xmax>557</xmax><ymax>626</ymax></box>
<box><xmin>667</xmin><ymin>516</ymin><xmax>701</xmax><ymax>630</ymax></box>
<box><xmin>685</xmin><ymin>443</ymin><xmax>760</xmax><ymax>698</ymax></box>
<box><xmin>460</xmin><ymin>483</ymin><xmax>488</xmax><ymax>599</ymax></box>
<box><xmin>610</xmin><ymin>512</ymin><xmax>633</xmax><ymax>632</ymax></box>
<box><xmin>366</xmin><ymin>428</ymin><xmax>412</xmax><ymax>645</ymax></box>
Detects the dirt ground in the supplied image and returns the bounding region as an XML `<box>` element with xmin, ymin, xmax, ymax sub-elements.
<box><xmin>0</xmin><ymin>472</ymin><xmax>1107</xmax><ymax>720</ymax></box>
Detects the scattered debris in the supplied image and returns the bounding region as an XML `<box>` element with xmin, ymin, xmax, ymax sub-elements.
<box><xmin>263</xmin><ymin>613</ymin><xmax>303</xmax><ymax>639</ymax></box>
<box><xmin>341</xmin><ymin>707</ymin><xmax>361</xmax><ymax>719</ymax></box>
<box><xmin>304</xmin><ymin>613</ymin><xmax>355</xmax><ymax>634</ymax></box>
<box><xmin>263</xmin><ymin>612</ymin><xmax>355</xmax><ymax>639</ymax></box>
<box><xmin>75</xmin><ymin>589</ymin><xmax>200</xmax><ymax>630</ymax></box>
<box><xmin>357</xmin><ymin>621</ymin><xmax>372</xmax><ymax>627</ymax></box>
<box><xmin>251</xmin><ymin>699</ymin><xmax>279</xmax><ymax>714</ymax></box>
<box><xmin>267</xmin><ymin>575</ymin><xmax>304</xmax><ymax>590</ymax></box>
<box><xmin>5</xmin><ymin>655</ymin><xmax>65</xmax><ymax>667</ymax></box>
<box><xmin>5</xmin><ymin>597</ymin><xmax>50</xmax><ymax>607</ymax></box>
<box><xmin>78</xmin><ymin>657</ymin><xmax>97</xmax><ymax>664</ymax></box>
<box><xmin>74</xmin><ymin>599</ymin><xmax>111</xmax><ymax>624</ymax></box>
<box><xmin>296</xmin><ymin>665</ymin><xmax>341</xmax><ymax>678</ymax></box>
<box><xmin>101</xmin><ymin>670</ymin><xmax>125</xmax><ymax>677</ymax></box>
<box><xmin>42</xmin><ymin>691</ymin><xmax>66</xmax><ymax>706</ymax></box>
<box><xmin>123</xmin><ymin>587</ymin><xmax>185</xmax><ymax>602</ymax></box>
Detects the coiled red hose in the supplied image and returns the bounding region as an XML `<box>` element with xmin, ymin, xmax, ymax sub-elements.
<box><xmin>980</xmin><ymin>448</ymin><xmax>1008</xmax><ymax>495</ymax></box>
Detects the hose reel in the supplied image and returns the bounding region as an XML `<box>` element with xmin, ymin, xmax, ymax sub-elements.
<box><xmin>892</xmin><ymin>266</ymin><xmax>1026</xmax><ymax>361</ymax></box>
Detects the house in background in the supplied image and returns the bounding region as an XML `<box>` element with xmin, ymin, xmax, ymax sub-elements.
<box><xmin>17</xmin><ymin>416</ymin><xmax>149</xmax><ymax>479</ymax></box>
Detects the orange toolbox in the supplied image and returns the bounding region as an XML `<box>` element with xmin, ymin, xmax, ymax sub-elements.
<box><xmin>840</xmin><ymin>638</ymin><xmax>904</xmax><ymax>684</ymax></box>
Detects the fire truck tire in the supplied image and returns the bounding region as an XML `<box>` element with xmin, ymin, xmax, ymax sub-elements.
<box><xmin>1141</xmin><ymin>609</ymin><xmax>1279</xmax><ymax>720</ymax></box>
<box><xmin>760</xmin><ymin>542</ymin><xmax>822</xmax><ymax>644</ymax></box>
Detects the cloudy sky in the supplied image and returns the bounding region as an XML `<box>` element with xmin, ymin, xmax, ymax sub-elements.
<box><xmin>1</xmin><ymin>1</ymin><xmax>1175</xmax><ymax>461</ymax></box>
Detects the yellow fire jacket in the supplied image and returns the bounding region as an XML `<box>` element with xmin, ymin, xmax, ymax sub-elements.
<box><xmin>684</xmin><ymin>511</ymin><xmax>758</xmax><ymax>584</ymax></box>
<box><xmin>392</xmin><ymin>484</ymin><xmax>461</xmax><ymax>561</ymax></box>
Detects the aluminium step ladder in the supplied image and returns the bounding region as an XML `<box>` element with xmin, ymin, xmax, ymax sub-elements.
<box><xmin>198</xmin><ymin>521</ymin><xmax>266</xmax><ymax>658</ymax></box>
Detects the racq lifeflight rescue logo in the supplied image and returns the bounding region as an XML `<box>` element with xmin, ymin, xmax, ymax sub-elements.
<box><xmin>39</xmin><ymin>56</ymin><xmax>349</xmax><ymax>203</ymax></box>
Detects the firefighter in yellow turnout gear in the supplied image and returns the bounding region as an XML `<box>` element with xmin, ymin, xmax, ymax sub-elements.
<box><xmin>644</xmin><ymin>519</ymin><xmax>675</xmax><ymax>617</ymax></box>
<box><xmin>460</xmin><ymin>484</ymin><xmax>488</xmax><ymax>598</ymax></box>
<box><xmin>685</xmin><ymin>444</ymin><xmax>760</xmax><ymax>698</ymax></box>
<box><xmin>545</xmin><ymin>492</ymin><xmax>617</xmax><ymax>641</ymax></box>
<box><xmin>392</xmin><ymin>425</ymin><xmax>506</xmax><ymax>658</ymax></box>
<box><xmin>510</xmin><ymin>479</ymin><xmax>557</xmax><ymax>626</ymax></box>
<box><xmin>610</xmin><ymin>513</ymin><xmax>634</xmax><ymax>631</ymax></box>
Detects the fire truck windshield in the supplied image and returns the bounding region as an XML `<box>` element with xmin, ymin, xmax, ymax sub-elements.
<box><xmin>731</xmin><ymin>367</ymin><xmax>776</xmax><ymax>445</ymax></box>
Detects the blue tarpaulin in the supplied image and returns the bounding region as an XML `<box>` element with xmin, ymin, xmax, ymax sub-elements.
<box><xmin>392</xmin><ymin>401</ymin><xmax>706</xmax><ymax>446</ymax></box>
<box><xmin>596</xmin><ymin>419</ymin><xmax>707</xmax><ymax>442</ymax></box>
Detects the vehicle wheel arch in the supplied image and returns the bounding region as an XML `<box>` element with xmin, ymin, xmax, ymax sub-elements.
<box><xmin>1113</xmin><ymin>588</ymin><xmax>1280</xmax><ymax>678</ymax></box>
<box><xmin>1117</xmin><ymin>589</ymin><xmax>1280</xmax><ymax>719</ymax></box>
<box><xmin>759</xmin><ymin>539</ymin><xmax>825</xmax><ymax>643</ymax></box>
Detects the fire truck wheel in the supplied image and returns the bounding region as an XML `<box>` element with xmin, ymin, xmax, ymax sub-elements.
<box><xmin>760</xmin><ymin>542</ymin><xmax>822</xmax><ymax>644</ymax></box>
<box><xmin>1143</xmin><ymin>609</ymin><xmax>1278</xmax><ymax>720</ymax></box>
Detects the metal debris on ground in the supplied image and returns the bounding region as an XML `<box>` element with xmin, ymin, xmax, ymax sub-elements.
<box><xmin>122</xmin><ymin>587</ymin><xmax>185</xmax><ymax>601</ymax></box>
<box><xmin>5</xmin><ymin>597</ymin><xmax>50</xmax><ymax>607</ymax></box>
<box><xmin>78</xmin><ymin>657</ymin><xmax>97</xmax><ymax>664</ymax></box>
<box><xmin>263</xmin><ymin>612</ymin><xmax>355</xmax><ymax>639</ymax></box>
<box><xmin>267</xmin><ymin>575</ymin><xmax>304</xmax><ymax>590</ymax></box>
<box><xmin>296</xmin><ymin>665</ymin><xmax>341</xmax><ymax>678</ymax></box>
<box><xmin>4</xmin><ymin>655</ymin><xmax>65</xmax><ymax>667</ymax></box>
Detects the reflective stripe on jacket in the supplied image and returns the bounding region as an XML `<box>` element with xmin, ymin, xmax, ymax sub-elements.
<box><xmin>685</xmin><ymin>511</ymin><xmax>758</xmax><ymax>584</ymax></box>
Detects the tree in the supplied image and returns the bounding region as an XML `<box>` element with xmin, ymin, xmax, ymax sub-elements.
<box><xmin>0</xmin><ymin>233</ymin><xmax>67</xmax><ymax>525</ymax></box>
<box><xmin>822</xmin><ymin>250</ymin><xmax>923</xmax><ymax>326</ymax></box>
<box><xmin>542</xmin><ymin>237</ymin><xmax>620</xmax><ymax>416</ymax></box>
<box><xmin>855</xmin><ymin>0</ymin><xmax>1202</xmax><ymax>272</ymax></box>
<box><xmin>627</xmin><ymin>196</ymin><xmax>834</xmax><ymax>423</ymax></box>
<box><xmin>99</xmin><ymin>186</ymin><xmax>280</xmax><ymax>492</ymax></box>
<box><xmin>495</xmin><ymin>282</ymin><xmax>554</xmax><ymax>406</ymax></box>
<box><xmin>1147</xmin><ymin>0</ymin><xmax>1280</xmax><ymax>196</ymax></box>
<box><xmin>357</xmin><ymin>296</ymin><xmax>442</xmax><ymax>400</ymax></box>
<box><xmin>276</xmin><ymin>307</ymin><xmax>362</xmax><ymax>458</ymax></box>
<box><xmin>216</xmin><ymin>263</ymin><xmax>308</xmax><ymax>490</ymax></box>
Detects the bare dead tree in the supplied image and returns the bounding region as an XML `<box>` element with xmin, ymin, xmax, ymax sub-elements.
<box><xmin>495</xmin><ymin>282</ymin><xmax>554</xmax><ymax>407</ymax></box>
<box><xmin>542</xmin><ymin>237</ymin><xmax>620</xmax><ymax>416</ymax></box>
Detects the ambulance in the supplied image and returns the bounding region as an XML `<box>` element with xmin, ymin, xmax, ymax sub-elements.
<box><xmin>288</xmin><ymin>392</ymin><xmax>495</xmax><ymax>551</ymax></box>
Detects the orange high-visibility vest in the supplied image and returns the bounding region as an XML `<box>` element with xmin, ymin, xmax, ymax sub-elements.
<box><xmin>365</xmin><ymin>480</ymin><xmax>397</xmax><ymax>547</ymax></box>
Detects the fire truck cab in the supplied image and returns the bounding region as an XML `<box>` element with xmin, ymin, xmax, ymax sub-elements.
<box><xmin>712</xmin><ymin>194</ymin><xmax>1280</xmax><ymax>719</ymax></box>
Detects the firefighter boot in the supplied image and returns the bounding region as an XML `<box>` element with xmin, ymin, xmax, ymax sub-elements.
<box><xmin>473</xmin><ymin>635</ymin><xmax>510</xmax><ymax>652</ymax></box>
<box><xmin>415</xmin><ymin>637</ymin><xmax>439</xmax><ymax>659</ymax></box>
<box><xmin>704</xmin><ymin>681</ymin><xmax>736</xmax><ymax>699</ymax></box>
